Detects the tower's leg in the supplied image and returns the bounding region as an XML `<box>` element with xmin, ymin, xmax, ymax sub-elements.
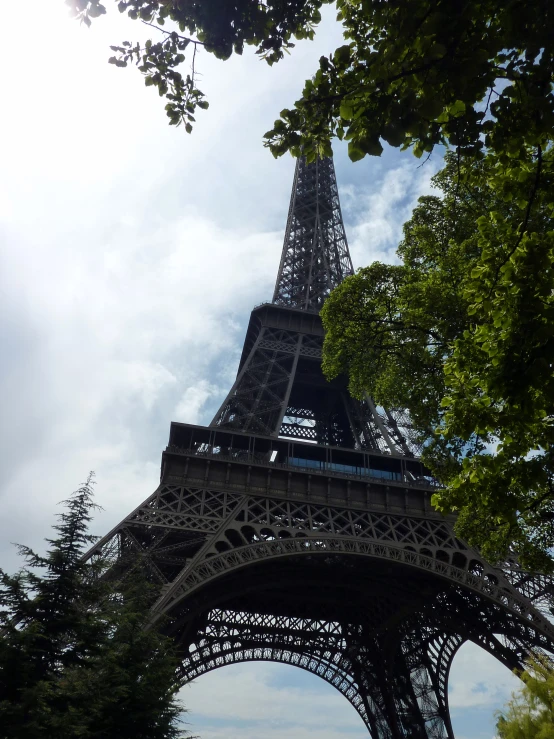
<box><xmin>176</xmin><ymin>607</ymin><xmax>463</xmax><ymax>738</ymax></box>
<box><xmin>344</xmin><ymin>628</ymin><xmax>456</xmax><ymax>739</ymax></box>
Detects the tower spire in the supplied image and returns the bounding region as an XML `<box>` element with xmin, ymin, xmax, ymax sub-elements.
<box><xmin>272</xmin><ymin>156</ymin><xmax>353</xmax><ymax>312</ymax></box>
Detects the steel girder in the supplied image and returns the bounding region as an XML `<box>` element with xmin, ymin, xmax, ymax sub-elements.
<box><xmin>178</xmin><ymin>609</ymin><xmax>454</xmax><ymax>737</ymax></box>
<box><xmin>88</xmin><ymin>480</ymin><xmax>554</xmax><ymax>628</ymax></box>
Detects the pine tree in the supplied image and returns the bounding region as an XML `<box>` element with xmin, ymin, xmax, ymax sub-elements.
<box><xmin>0</xmin><ymin>474</ymin><xmax>186</xmax><ymax>739</ymax></box>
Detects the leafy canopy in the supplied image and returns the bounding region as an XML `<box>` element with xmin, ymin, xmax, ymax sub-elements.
<box><xmin>496</xmin><ymin>655</ymin><xmax>554</xmax><ymax>739</ymax></box>
<box><xmin>65</xmin><ymin>0</ymin><xmax>554</xmax><ymax>165</ymax></box>
<box><xmin>268</xmin><ymin>0</ymin><xmax>554</xmax><ymax>164</ymax></box>
<box><xmin>66</xmin><ymin>0</ymin><xmax>328</xmax><ymax>133</ymax></box>
<box><xmin>321</xmin><ymin>152</ymin><xmax>554</xmax><ymax>571</ymax></box>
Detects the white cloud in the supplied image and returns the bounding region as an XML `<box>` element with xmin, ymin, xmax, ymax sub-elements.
<box><xmin>180</xmin><ymin>662</ymin><xmax>367</xmax><ymax>738</ymax></box>
<box><xmin>343</xmin><ymin>159</ymin><xmax>440</xmax><ymax>267</ymax></box>
<box><xmin>449</xmin><ymin>642</ymin><xmax>519</xmax><ymax>711</ymax></box>
<box><xmin>0</xmin><ymin>205</ymin><xmax>281</xmax><ymax>568</ymax></box>
<box><xmin>174</xmin><ymin>380</ymin><xmax>221</xmax><ymax>425</ymax></box>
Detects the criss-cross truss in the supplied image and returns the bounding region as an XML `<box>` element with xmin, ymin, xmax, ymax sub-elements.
<box><xmin>210</xmin><ymin>305</ymin><xmax>420</xmax><ymax>455</ymax></box>
<box><xmin>178</xmin><ymin>609</ymin><xmax>459</xmax><ymax>737</ymax></box>
<box><xmin>86</xmin><ymin>154</ymin><xmax>554</xmax><ymax>738</ymax></box>
<box><xmin>273</xmin><ymin>156</ymin><xmax>353</xmax><ymax>312</ymax></box>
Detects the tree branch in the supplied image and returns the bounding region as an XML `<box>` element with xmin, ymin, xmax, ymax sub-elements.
<box><xmin>140</xmin><ymin>19</ymin><xmax>204</xmax><ymax>46</ymax></box>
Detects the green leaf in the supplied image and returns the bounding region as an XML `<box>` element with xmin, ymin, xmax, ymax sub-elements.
<box><xmin>448</xmin><ymin>99</ymin><xmax>466</xmax><ymax>117</ymax></box>
<box><xmin>418</xmin><ymin>96</ymin><xmax>443</xmax><ymax>118</ymax></box>
<box><xmin>88</xmin><ymin>3</ymin><xmax>106</xmax><ymax>18</ymax></box>
<box><xmin>347</xmin><ymin>141</ymin><xmax>365</xmax><ymax>162</ymax></box>
<box><xmin>381</xmin><ymin>124</ymin><xmax>405</xmax><ymax>147</ymax></box>
<box><xmin>359</xmin><ymin>135</ymin><xmax>383</xmax><ymax>156</ymax></box>
<box><xmin>340</xmin><ymin>100</ymin><xmax>354</xmax><ymax>120</ymax></box>
<box><xmin>413</xmin><ymin>141</ymin><xmax>424</xmax><ymax>158</ymax></box>
<box><xmin>333</xmin><ymin>44</ymin><xmax>351</xmax><ymax>66</ymax></box>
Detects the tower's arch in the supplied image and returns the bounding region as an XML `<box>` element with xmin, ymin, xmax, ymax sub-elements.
<box><xmin>154</xmin><ymin>537</ymin><xmax>554</xmax><ymax>640</ymax></box>
<box><xmin>156</xmin><ymin>545</ymin><xmax>553</xmax><ymax>739</ymax></box>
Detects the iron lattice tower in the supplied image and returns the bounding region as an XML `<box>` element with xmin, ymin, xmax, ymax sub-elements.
<box><xmin>88</xmin><ymin>155</ymin><xmax>554</xmax><ymax>738</ymax></box>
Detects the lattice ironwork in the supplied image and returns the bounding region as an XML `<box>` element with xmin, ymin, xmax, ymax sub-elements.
<box><xmin>273</xmin><ymin>155</ymin><xmax>353</xmax><ymax>312</ymax></box>
<box><xmin>210</xmin><ymin>305</ymin><xmax>422</xmax><ymax>454</ymax></box>
<box><xmin>86</xmin><ymin>154</ymin><xmax>554</xmax><ymax>737</ymax></box>
<box><xmin>165</xmin><ymin>554</ymin><xmax>554</xmax><ymax>738</ymax></box>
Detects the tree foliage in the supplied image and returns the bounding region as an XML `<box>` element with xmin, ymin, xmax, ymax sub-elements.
<box><xmin>0</xmin><ymin>474</ymin><xmax>186</xmax><ymax>739</ymax></box>
<box><xmin>267</xmin><ymin>0</ymin><xmax>554</xmax><ymax>164</ymax></box>
<box><xmin>65</xmin><ymin>0</ymin><xmax>327</xmax><ymax>132</ymax></box>
<box><xmin>496</xmin><ymin>655</ymin><xmax>554</xmax><ymax>739</ymax></box>
<box><xmin>321</xmin><ymin>152</ymin><xmax>554</xmax><ymax>571</ymax></box>
<box><xmin>65</xmin><ymin>0</ymin><xmax>554</xmax><ymax>166</ymax></box>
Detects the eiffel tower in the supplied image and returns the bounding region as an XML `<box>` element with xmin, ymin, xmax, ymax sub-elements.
<box><xmin>89</xmin><ymin>155</ymin><xmax>554</xmax><ymax>738</ymax></box>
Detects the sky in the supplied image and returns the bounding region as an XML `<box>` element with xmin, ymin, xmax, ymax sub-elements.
<box><xmin>0</xmin><ymin>2</ymin><xmax>520</xmax><ymax>737</ymax></box>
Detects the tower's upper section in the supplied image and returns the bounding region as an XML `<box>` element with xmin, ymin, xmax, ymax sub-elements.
<box><xmin>210</xmin><ymin>154</ymin><xmax>420</xmax><ymax>455</ymax></box>
<box><xmin>272</xmin><ymin>156</ymin><xmax>354</xmax><ymax>312</ymax></box>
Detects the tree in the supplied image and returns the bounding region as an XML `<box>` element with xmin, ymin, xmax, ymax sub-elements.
<box><xmin>0</xmin><ymin>474</ymin><xmax>186</xmax><ymax>739</ymax></box>
<box><xmin>267</xmin><ymin>0</ymin><xmax>554</xmax><ymax>165</ymax></box>
<box><xmin>65</xmin><ymin>0</ymin><xmax>554</xmax><ymax>166</ymax></box>
<box><xmin>496</xmin><ymin>655</ymin><xmax>554</xmax><ymax>738</ymax></box>
<box><xmin>321</xmin><ymin>152</ymin><xmax>554</xmax><ymax>571</ymax></box>
<box><xmin>43</xmin><ymin>580</ymin><xmax>186</xmax><ymax>739</ymax></box>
